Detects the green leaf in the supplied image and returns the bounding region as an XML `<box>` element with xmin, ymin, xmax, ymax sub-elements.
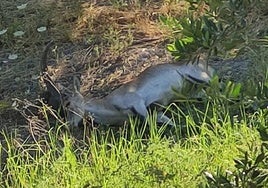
<box><xmin>234</xmin><ymin>159</ymin><xmax>244</xmax><ymax>169</ymax></box>
<box><xmin>203</xmin><ymin>16</ymin><xmax>218</xmax><ymax>32</ymax></box>
<box><xmin>223</xmin><ymin>39</ymin><xmax>244</xmax><ymax>51</ymax></box>
<box><xmin>167</xmin><ymin>44</ymin><xmax>176</xmax><ymax>52</ymax></box>
<box><xmin>205</xmin><ymin>30</ymin><xmax>210</xmax><ymax>41</ymax></box>
<box><xmin>171</xmin><ymin>51</ymin><xmax>181</xmax><ymax>59</ymax></box>
<box><xmin>230</xmin><ymin>83</ymin><xmax>241</xmax><ymax>98</ymax></box>
<box><xmin>256</xmin><ymin>174</ymin><xmax>268</xmax><ymax>185</ymax></box>
<box><xmin>176</xmin><ymin>39</ymin><xmax>187</xmax><ymax>52</ymax></box>
<box><xmin>251</xmin><ymin>170</ymin><xmax>261</xmax><ymax>179</ymax></box>
<box><xmin>254</xmin><ymin>152</ymin><xmax>266</xmax><ymax>165</ymax></box>
<box><xmin>181</xmin><ymin>37</ymin><xmax>194</xmax><ymax>43</ymax></box>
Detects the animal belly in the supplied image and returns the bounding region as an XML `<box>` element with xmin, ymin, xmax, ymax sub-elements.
<box><xmin>143</xmin><ymin>82</ymin><xmax>181</xmax><ymax>106</ymax></box>
<box><xmin>156</xmin><ymin>91</ymin><xmax>176</xmax><ymax>106</ymax></box>
<box><xmin>92</xmin><ymin>109</ymin><xmax>132</xmax><ymax>125</ymax></box>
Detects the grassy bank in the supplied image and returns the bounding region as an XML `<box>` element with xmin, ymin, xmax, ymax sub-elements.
<box><xmin>2</xmin><ymin>99</ymin><xmax>267</xmax><ymax>187</ymax></box>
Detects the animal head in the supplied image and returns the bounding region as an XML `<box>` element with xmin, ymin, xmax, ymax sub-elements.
<box><xmin>177</xmin><ymin>62</ymin><xmax>215</xmax><ymax>84</ymax></box>
<box><xmin>177</xmin><ymin>61</ymin><xmax>216</xmax><ymax>99</ymax></box>
<box><xmin>196</xmin><ymin>62</ymin><xmax>215</xmax><ymax>81</ymax></box>
<box><xmin>39</xmin><ymin>41</ymin><xmax>86</xmax><ymax>127</ymax></box>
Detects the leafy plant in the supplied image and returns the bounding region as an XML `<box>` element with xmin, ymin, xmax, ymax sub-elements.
<box><xmin>203</xmin><ymin>144</ymin><xmax>268</xmax><ymax>187</ymax></box>
<box><xmin>163</xmin><ymin>0</ymin><xmax>263</xmax><ymax>61</ymax></box>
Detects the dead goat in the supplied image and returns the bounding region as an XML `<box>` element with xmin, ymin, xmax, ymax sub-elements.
<box><xmin>66</xmin><ymin>62</ymin><xmax>215</xmax><ymax>127</ymax></box>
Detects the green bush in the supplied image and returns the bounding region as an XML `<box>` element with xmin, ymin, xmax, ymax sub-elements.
<box><xmin>161</xmin><ymin>0</ymin><xmax>267</xmax><ymax>61</ymax></box>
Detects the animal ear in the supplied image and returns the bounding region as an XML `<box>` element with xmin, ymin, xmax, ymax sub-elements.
<box><xmin>73</xmin><ymin>76</ymin><xmax>81</xmax><ymax>93</ymax></box>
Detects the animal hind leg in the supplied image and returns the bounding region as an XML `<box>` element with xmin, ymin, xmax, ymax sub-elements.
<box><xmin>131</xmin><ymin>100</ymin><xmax>174</xmax><ymax>126</ymax></box>
<box><xmin>156</xmin><ymin>111</ymin><xmax>175</xmax><ymax>127</ymax></box>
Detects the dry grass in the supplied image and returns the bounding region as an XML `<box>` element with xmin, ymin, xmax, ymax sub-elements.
<box><xmin>73</xmin><ymin>1</ymin><xmax>188</xmax><ymax>40</ymax></box>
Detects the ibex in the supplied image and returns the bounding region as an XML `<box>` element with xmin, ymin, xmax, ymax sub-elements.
<box><xmin>40</xmin><ymin>41</ymin><xmax>215</xmax><ymax>127</ymax></box>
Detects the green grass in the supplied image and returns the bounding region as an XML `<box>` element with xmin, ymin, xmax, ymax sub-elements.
<box><xmin>1</xmin><ymin>102</ymin><xmax>266</xmax><ymax>187</ymax></box>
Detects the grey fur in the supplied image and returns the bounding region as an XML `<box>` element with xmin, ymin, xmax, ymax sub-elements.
<box><xmin>67</xmin><ymin>63</ymin><xmax>214</xmax><ymax>127</ymax></box>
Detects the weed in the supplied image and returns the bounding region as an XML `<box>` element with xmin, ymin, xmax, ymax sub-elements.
<box><xmin>163</xmin><ymin>0</ymin><xmax>268</xmax><ymax>61</ymax></box>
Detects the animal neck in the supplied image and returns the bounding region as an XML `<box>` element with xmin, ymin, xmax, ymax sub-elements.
<box><xmin>85</xmin><ymin>98</ymin><xmax>118</xmax><ymax>114</ymax></box>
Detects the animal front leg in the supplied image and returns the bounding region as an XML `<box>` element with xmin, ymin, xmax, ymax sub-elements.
<box><xmin>131</xmin><ymin>101</ymin><xmax>149</xmax><ymax>120</ymax></box>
